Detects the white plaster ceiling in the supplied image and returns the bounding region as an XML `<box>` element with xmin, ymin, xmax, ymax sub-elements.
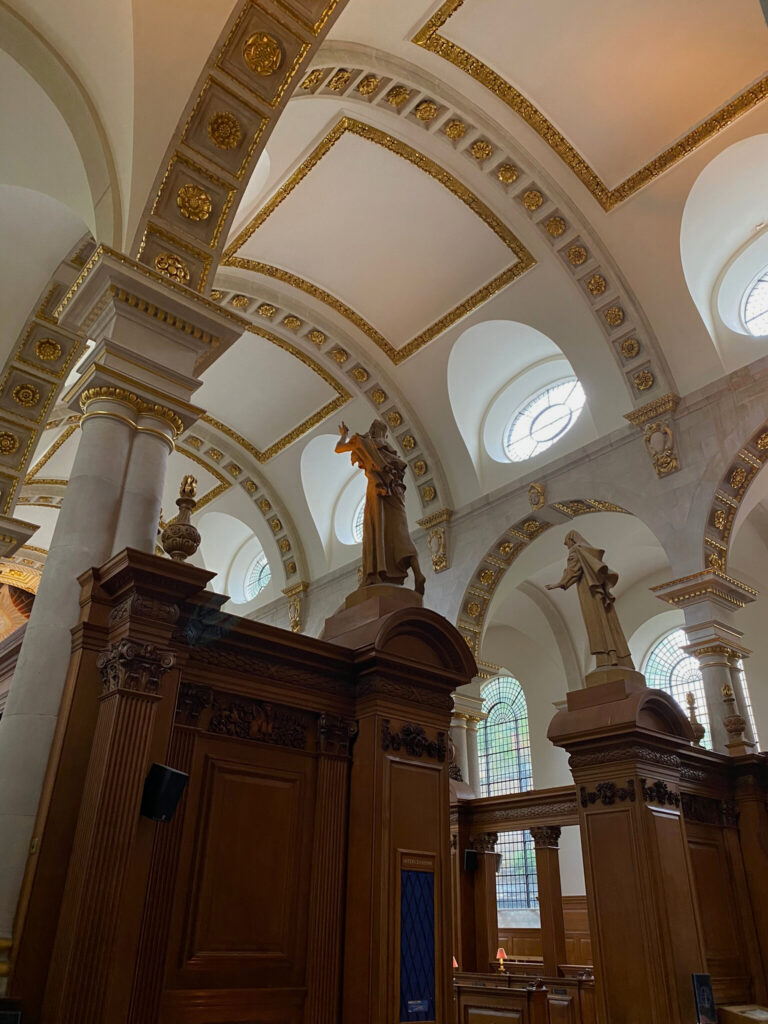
<box><xmin>196</xmin><ymin>331</ymin><xmax>340</xmax><ymax>453</ymax></box>
<box><xmin>437</xmin><ymin>0</ymin><xmax>767</xmax><ymax>185</ymax></box>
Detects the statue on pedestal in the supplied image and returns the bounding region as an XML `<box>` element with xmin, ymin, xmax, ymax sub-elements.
<box><xmin>335</xmin><ymin>420</ymin><xmax>425</xmax><ymax>594</ymax></box>
<box><xmin>546</xmin><ymin>530</ymin><xmax>634</xmax><ymax>669</ymax></box>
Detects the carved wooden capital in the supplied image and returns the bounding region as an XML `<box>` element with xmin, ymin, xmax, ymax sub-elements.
<box><xmin>317</xmin><ymin>713</ymin><xmax>357</xmax><ymax>755</ymax></box>
<box><xmin>97</xmin><ymin>638</ymin><xmax>174</xmax><ymax>695</ymax></box>
<box><xmin>530</xmin><ymin>825</ymin><xmax>561</xmax><ymax>849</ymax></box>
<box><xmin>470</xmin><ymin>832</ymin><xmax>498</xmax><ymax>854</ymax></box>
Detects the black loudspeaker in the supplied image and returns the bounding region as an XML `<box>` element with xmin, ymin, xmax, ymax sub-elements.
<box><xmin>463</xmin><ymin>849</ymin><xmax>478</xmax><ymax>873</ymax></box>
<box><xmin>140</xmin><ymin>763</ymin><xmax>188</xmax><ymax>822</ymax></box>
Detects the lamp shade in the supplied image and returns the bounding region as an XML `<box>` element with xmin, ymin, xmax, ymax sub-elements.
<box><xmin>496</xmin><ymin>947</ymin><xmax>507</xmax><ymax>960</ymax></box>
<box><xmin>452</xmin><ymin>956</ymin><xmax>458</xmax><ymax>968</ymax></box>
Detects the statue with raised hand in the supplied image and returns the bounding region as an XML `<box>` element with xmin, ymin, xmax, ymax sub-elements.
<box><xmin>335</xmin><ymin>419</ymin><xmax>425</xmax><ymax>594</ymax></box>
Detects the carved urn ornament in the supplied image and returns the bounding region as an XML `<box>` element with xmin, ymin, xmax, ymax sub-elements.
<box><xmin>161</xmin><ymin>476</ymin><xmax>201</xmax><ymax>561</ymax></box>
<box><xmin>685</xmin><ymin>691</ymin><xmax>706</xmax><ymax>748</ymax></box>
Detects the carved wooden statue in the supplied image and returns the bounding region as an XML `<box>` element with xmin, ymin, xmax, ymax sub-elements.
<box><xmin>336</xmin><ymin>420</ymin><xmax>425</xmax><ymax>594</ymax></box>
<box><xmin>546</xmin><ymin>530</ymin><xmax>634</xmax><ymax>669</ymax></box>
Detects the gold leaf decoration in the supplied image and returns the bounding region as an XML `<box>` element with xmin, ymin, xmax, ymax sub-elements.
<box><xmin>230</xmin><ymin>294</ymin><xmax>250</xmax><ymax>308</ymax></box>
<box><xmin>35</xmin><ymin>338</ymin><xmax>61</xmax><ymax>361</ymax></box>
<box><xmin>257</xmin><ymin>303</ymin><xmax>276</xmax><ymax>317</ymax></box>
<box><xmin>154</xmin><ymin>252</ymin><xmax>190</xmax><ymax>283</ymax></box>
<box><xmin>479</xmin><ymin>568</ymin><xmax>494</xmax><ymax>585</ymax></box>
<box><xmin>729</xmin><ymin>466</ymin><xmax>747</xmax><ymax>489</ymax></box>
<box><xmin>356</xmin><ymin>74</ymin><xmax>380</xmax><ymax>96</ymax></box>
<box><xmin>497</xmin><ymin>163</ymin><xmax>519</xmax><ymax>184</ymax></box>
<box><xmin>328</xmin><ymin>68</ymin><xmax>351</xmax><ymax>91</ymax></box>
<box><xmin>242</xmin><ymin>33</ymin><xmax>283</xmax><ymax>76</ymax></box>
<box><xmin>371</xmin><ymin>388</ymin><xmax>386</xmax><ymax>404</ymax></box>
<box><xmin>546</xmin><ymin>217</ymin><xmax>566</xmax><ymax>237</ymax></box>
<box><xmin>471</xmin><ymin>139</ymin><xmax>493</xmax><ymax>161</ymax></box>
<box><xmin>351</xmin><ymin>367</ymin><xmax>369</xmax><ymax>383</ymax></box>
<box><xmin>757</xmin><ymin>431</ymin><xmax>768</xmax><ymax>450</ymax></box>
<box><xmin>413</xmin><ymin>459</ymin><xmax>427</xmax><ymax>475</ymax></box>
<box><xmin>308</xmin><ymin>329</ymin><xmax>325</xmax><ymax>345</ymax></box>
<box><xmin>282</xmin><ymin>315</ymin><xmax>301</xmax><ymax>329</ymax></box>
<box><xmin>620</xmin><ymin>337</ymin><xmax>640</xmax><ymax>359</ymax></box>
<box><xmin>12</xmin><ymin>382</ymin><xmax>40</xmax><ymax>408</ymax></box>
<box><xmin>386</xmin><ymin>86</ymin><xmax>411</xmax><ymax>107</ymax></box>
<box><xmin>0</xmin><ymin>432</ymin><xmax>19</xmax><ymax>455</ymax></box>
<box><xmin>567</xmin><ymin>245</ymin><xmax>587</xmax><ymax>266</ymax></box>
<box><xmin>444</xmin><ymin>119</ymin><xmax>466</xmax><ymax>140</ymax></box>
<box><xmin>388</xmin><ymin>411</ymin><xmax>403</xmax><ymax>428</ymax></box>
<box><xmin>301</xmin><ymin>69</ymin><xmax>325</xmax><ymax>91</ymax></box>
<box><xmin>331</xmin><ymin>347</ymin><xmax>348</xmax><ymax>363</ymax></box>
<box><xmin>207</xmin><ymin>111</ymin><xmax>242</xmax><ymax>150</ymax></box>
<box><xmin>633</xmin><ymin>369</ymin><xmax>654</xmax><ymax>391</ymax></box>
<box><xmin>603</xmin><ymin>305</ymin><xmax>625</xmax><ymax>328</ymax></box>
<box><xmin>466</xmin><ymin>600</ymin><xmax>481</xmax><ymax>618</ymax></box>
<box><xmin>414</xmin><ymin>100</ymin><xmax>439</xmax><ymax>121</ymax></box>
<box><xmin>522</xmin><ymin>189</ymin><xmax>543</xmax><ymax>211</ymax></box>
<box><xmin>402</xmin><ymin>434</ymin><xmax>415</xmax><ymax>450</ymax></box>
<box><xmin>587</xmin><ymin>274</ymin><xmax>607</xmax><ymax>296</ymax></box>
<box><xmin>177</xmin><ymin>183</ymin><xmax>212</xmax><ymax>222</ymax></box>
<box><xmin>713</xmin><ymin>509</ymin><xmax>727</xmax><ymax>530</ymax></box>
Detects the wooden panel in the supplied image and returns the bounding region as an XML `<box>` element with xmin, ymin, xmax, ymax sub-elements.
<box><xmin>687</xmin><ymin>825</ymin><xmax>752</xmax><ymax>1003</ymax></box>
<box><xmin>162</xmin><ymin>734</ymin><xmax>316</xmax><ymax>1019</ymax></box>
<box><xmin>584</xmin><ymin>808</ymin><xmax>651</xmax><ymax>1014</ymax></box>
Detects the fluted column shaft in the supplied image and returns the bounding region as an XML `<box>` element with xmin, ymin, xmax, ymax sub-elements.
<box><xmin>112</xmin><ymin>410</ymin><xmax>176</xmax><ymax>554</ymax></box>
<box><xmin>0</xmin><ymin>402</ymin><xmax>135</xmax><ymax>936</ymax></box>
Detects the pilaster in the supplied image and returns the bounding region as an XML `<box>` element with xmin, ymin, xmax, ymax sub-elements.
<box><xmin>530</xmin><ymin>825</ymin><xmax>566</xmax><ymax>977</ymax></box>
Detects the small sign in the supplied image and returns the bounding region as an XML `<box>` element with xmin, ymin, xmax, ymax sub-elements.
<box><xmin>693</xmin><ymin>973</ymin><xmax>717</xmax><ymax>1024</ymax></box>
<box><xmin>407</xmin><ymin>1000</ymin><xmax>429</xmax><ymax>1012</ymax></box>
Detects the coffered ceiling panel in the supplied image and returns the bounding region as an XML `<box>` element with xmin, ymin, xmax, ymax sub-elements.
<box><xmin>417</xmin><ymin>0</ymin><xmax>768</xmax><ymax>192</ymax></box>
<box><xmin>225</xmin><ymin>109</ymin><xmax>530</xmax><ymax>361</ymax></box>
<box><xmin>196</xmin><ymin>331</ymin><xmax>343</xmax><ymax>453</ymax></box>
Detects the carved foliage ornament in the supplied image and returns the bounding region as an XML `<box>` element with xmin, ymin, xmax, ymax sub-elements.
<box><xmin>381</xmin><ymin>719</ymin><xmax>446</xmax><ymax>761</ymax></box>
<box><xmin>35</xmin><ymin>338</ymin><xmax>62</xmax><ymax>361</ymax></box>
<box><xmin>97</xmin><ymin>638</ymin><xmax>175</xmax><ymax>695</ymax></box>
<box><xmin>644</xmin><ymin>421</ymin><xmax>679</xmax><ymax>477</ymax></box>
<box><xmin>640</xmin><ymin>778</ymin><xmax>680</xmax><ymax>807</ymax></box>
<box><xmin>207</xmin><ymin>110</ymin><xmax>243</xmax><ymax>150</ymax></box>
<box><xmin>579</xmin><ymin>779</ymin><xmax>636</xmax><ymax>807</ymax></box>
<box><xmin>176</xmin><ymin>183</ymin><xmax>212</xmax><ymax>221</ymax></box>
<box><xmin>154</xmin><ymin>252</ymin><xmax>190</xmax><ymax>283</ymax></box>
<box><xmin>242</xmin><ymin>32</ymin><xmax>283</xmax><ymax>76</ymax></box>
<box><xmin>427</xmin><ymin>524</ymin><xmax>448</xmax><ymax>572</ymax></box>
<box><xmin>530</xmin><ymin>825</ymin><xmax>561</xmax><ymax>849</ymax></box>
<box><xmin>209</xmin><ymin>692</ymin><xmax>308</xmax><ymax>748</ymax></box>
<box><xmin>0</xmin><ymin>431</ymin><xmax>19</xmax><ymax>455</ymax></box>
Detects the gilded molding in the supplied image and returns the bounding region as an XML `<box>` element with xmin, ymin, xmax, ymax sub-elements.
<box><xmin>624</xmin><ymin>393</ymin><xmax>681</xmax><ymax>427</ymax></box>
<box><xmin>79</xmin><ymin>387</ymin><xmax>185</xmax><ymax>436</ymax></box>
<box><xmin>223</xmin><ymin>116</ymin><xmax>534</xmax><ymax>364</ymax></box>
<box><xmin>413</xmin><ymin>0</ymin><xmax>768</xmax><ymax>210</ymax></box>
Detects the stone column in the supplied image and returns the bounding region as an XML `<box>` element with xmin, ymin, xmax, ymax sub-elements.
<box><xmin>651</xmin><ymin>571</ymin><xmax>757</xmax><ymax>753</ymax></box>
<box><xmin>530</xmin><ymin>826</ymin><xmax>566</xmax><ymax>977</ymax></box>
<box><xmin>450</xmin><ymin>694</ymin><xmax>484</xmax><ymax>795</ymax></box>
<box><xmin>0</xmin><ymin>249</ymin><xmax>241</xmax><ymax>953</ymax></box>
<box><xmin>470</xmin><ymin>832</ymin><xmax>500</xmax><ymax>972</ymax></box>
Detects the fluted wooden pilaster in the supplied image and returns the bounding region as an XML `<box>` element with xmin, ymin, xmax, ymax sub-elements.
<box><xmin>42</xmin><ymin>640</ymin><xmax>173</xmax><ymax>1024</ymax></box>
<box><xmin>305</xmin><ymin>715</ymin><xmax>354</xmax><ymax>1024</ymax></box>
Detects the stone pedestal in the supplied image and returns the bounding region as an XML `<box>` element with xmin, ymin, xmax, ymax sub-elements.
<box><xmin>548</xmin><ymin>671</ymin><xmax>706</xmax><ymax>1024</ymax></box>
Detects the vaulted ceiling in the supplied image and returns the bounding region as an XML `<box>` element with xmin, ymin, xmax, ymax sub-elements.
<box><xmin>2</xmin><ymin>0</ymin><xmax>767</xmax><ymax>600</ymax></box>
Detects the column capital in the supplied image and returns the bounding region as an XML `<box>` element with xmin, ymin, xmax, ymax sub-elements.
<box><xmin>452</xmin><ymin>693</ymin><xmax>486</xmax><ymax>722</ymax></box>
<box><xmin>530</xmin><ymin>825</ymin><xmax>561</xmax><ymax>850</ymax></box>
<box><xmin>682</xmin><ymin>619</ymin><xmax>751</xmax><ymax>662</ymax></box>
<box><xmin>470</xmin><ymin>832</ymin><xmax>498</xmax><ymax>853</ymax></box>
<box><xmin>651</xmin><ymin>570</ymin><xmax>757</xmax><ymax>613</ymax></box>
<box><xmin>55</xmin><ymin>246</ymin><xmax>244</xmax><ymax>378</ymax></box>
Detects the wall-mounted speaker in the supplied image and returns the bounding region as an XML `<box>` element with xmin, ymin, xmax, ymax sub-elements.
<box><xmin>463</xmin><ymin>849</ymin><xmax>478</xmax><ymax>873</ymax></box>
<box><xmin>140</xmin><ymin>763</ymin><xmax>188</xmax><ymax>822</ymax></box>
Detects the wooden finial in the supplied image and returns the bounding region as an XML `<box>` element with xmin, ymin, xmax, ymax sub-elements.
<box><xmin>685</xmin><ymin>692</ymin><xmax>706</xmax><ymax>748</ymax></box>
<box><xmin>160</xmin><ymin>477</ymin><xmax>201</xmax><ymax>561</ymax></box>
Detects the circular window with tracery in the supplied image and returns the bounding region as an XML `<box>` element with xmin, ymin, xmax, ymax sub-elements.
<box><xmin>503</xmin><ymin>378</ymin><xmax>585</xmax><ymax>462</ymax></box>
<box><xmin>743</xmin><ymin>266</ymin><xmax>768</xmax><ymax>337</ymax></box>
<box><xmin>352</xmin><ymin>497</ymin><xmax>365</xmax><ymax>543</ymax></box>
<box><xmin>245</xmin><ymin>552</ymin><xmax>271</xmax><ymax>600</ymax></box>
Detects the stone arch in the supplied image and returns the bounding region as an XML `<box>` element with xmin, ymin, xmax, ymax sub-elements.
<box><xmin>0</xmin><ymin>4</ymin><xmax>122</xmax><ymax>244</ymax></box>
<box><xmin>456</xmin><ymin>497</ymin><xmax>632</xmax><ymax>655</ymax></box>
<box><xmin>701</xmin><ymin>419</ymin><xmax>768</xmax><ymax>574</ymax></box>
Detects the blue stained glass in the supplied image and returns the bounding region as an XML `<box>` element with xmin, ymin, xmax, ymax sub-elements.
<box><xmin>400</xmin><ymin>870</ymin><xmax>435</xmax><ymax>1021</ymax></box>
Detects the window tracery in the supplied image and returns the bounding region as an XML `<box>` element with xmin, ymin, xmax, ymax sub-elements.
<box><xmin>245</xmin><ymin>551</ymin><xmax>271</xmax><ymax>600</ymax></box>
<box><xmin>503</xmin><ymin>378</ymin><xmax>585</xmax><ymax>462</ymax></box>
<box><xmin>743</xmin><ymin>267</ymin><xmax>768</xmax><ymax>337</ymax></box>
<box><xmin>478</xmin><ymin>676</ymin><xmax>537</xmax><ymax>910</ymax></box>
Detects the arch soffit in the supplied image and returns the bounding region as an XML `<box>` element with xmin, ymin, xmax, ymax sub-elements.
<box><xmin>209</xmin><ymin>270</ymin><xmax>454</xmax><ymax>513</ymax></box>
<box><xmin>456</xmin><ymin>497</ymin><xmax>634</xmax><ymax>656</ymax></box>
<box><xmin>0</xmin><ymin>2</ymin><xmax>122</xmax><ymax>245</ymax></box>
<box><xmin>702</xmin><ymin>419</ymin><xmax>768</xmax><ymax>577</ymax></box>
<box><xmin>128</xmin><ymin>0</ymin><xmax>352</xmax><ymax>287</ymax></box>
<box><xmin>288</xmin><ymin>45</ymin><xmax>676</xmax><ymax>409</ymax></box>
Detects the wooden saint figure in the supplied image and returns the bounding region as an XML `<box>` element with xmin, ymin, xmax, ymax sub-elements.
<box><xmin>546</xmin><ymin>530</ymin><xmax>634</xmax><ymax>669</ymax></box>
<box><xmin>335</xmin><ymin>420</ymin><xmax>426</xmax><ymax>594</ymax></box>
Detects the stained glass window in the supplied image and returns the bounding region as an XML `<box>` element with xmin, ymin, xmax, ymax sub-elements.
<box><xmin>478</xmin><ymin>676</ymin><xmax>538</xmax><ymax>910</ymax></box>
<box><xmin>743</xmin><ymin>267</ymin><xmax>768</xmax><ymax>337</ymax></box>
<box><xmin>504</xmin><ymin>378</ymin><xmax>586</xmax><ymax>462</ymax></box>
<box><xmin>245</xmin><ymin>552</ymin><xmax>271</xmax><ymax>600</ymax></box>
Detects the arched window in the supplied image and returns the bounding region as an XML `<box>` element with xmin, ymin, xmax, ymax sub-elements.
<box><xmin>504</xmin><ymin>378</ymin><xmax>586</xmax><ymax>462</ymax></box>
<box><xmin>477</xmin><ymin>676</ymin><xmax>537</xmax><ymax>910</ymax></box>
<box><xmin>643</xmin><ymin>627</ymin><xmax>758</xmax><ymax>749</ymax></box>
<box><xmin>352</xmin><ymin>496</ymin><xmax>365</xmax><ymax>543</ymax></box>
<box><xmin>743</xmin><ymin>265</ymin><xmax>768</xmax><ymax>337</ymax></box>
<box><xmin>245</xmin><ymin>552</ymin><xmax>271</xmax><ymax>600</ymax></box>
